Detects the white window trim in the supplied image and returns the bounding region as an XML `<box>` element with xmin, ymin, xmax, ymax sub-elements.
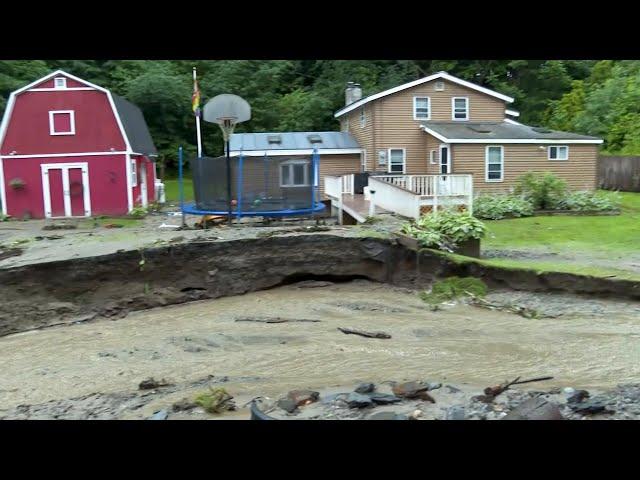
<box><xmin>360</xmin><ymin>108</ymin><xmax>366</xmax><ymax>128</ymax></box>
<box><xmin>485</xmin><ymin>145</ymin><xmax>504</xmax><ymax>182</ymax></box>
<box><xmin>452</xmin><ymin>97</ymin><xmax>469</xmax><ymax>121</ymax></box>
<box><xmin>413</xmin><ymin>96</ymin><xmax>431</xmax><ymax>121</ymax></box>
<box><xmin>548</xmin><ymin>145</ymin><xmax>569</xmax><ymax>161</ymax></box>
<box><xmin>429</xmin><ymin>149</ymin><xmax>437</xmax><ymax>165</ymax></box>
<box><xmin>280</xmin><ymin>159</ymin><xmax>310</xmax><ymax>187</ymax></box>
<box><xmin>439</xmin><ymin>144</ymin><xmax>452</xmax><ymax>174</ymax></box>
<box><xmin>54</xmin><ymin>77</ymin><xmax>67</xmax><ymax>89</ymax></box>
<box><xmin>49</xmin><ymin>110</ymin><xmax>75</xmax><ymax>136</ymax></box>
<box><xmin>131</xmin><ymin>159</ymin><xmax>138</xmax><ymax>186</ymax></box>
<box><xmin>387</xmin><ymin>148</ymin><xmax>406</xmax><ymax>174</ymax></box>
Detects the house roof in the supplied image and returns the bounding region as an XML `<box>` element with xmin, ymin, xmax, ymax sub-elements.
<box><xmin>421</xmin><ymin>122</ymin><xmax>603</xmax><ymax>144</ymax></box>
<box><xmin>229</xmin><ymin>131</ymin><xmax>361</xmax><ymax>153</ymax></box>
<box><xmin>111</xmin><ymin>95</ymin><xmax>157</xmax><ymax>156</ymax></box>
<box><xmin>334</xmin><ymin>71</ymin><xmax>515</xmax><ymax>118</ymax></box>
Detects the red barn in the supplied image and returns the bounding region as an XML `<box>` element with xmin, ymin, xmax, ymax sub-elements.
<box><xmin>0</xmin><ymin>70</ymin><xmax>158</xmax><ymax>219</ymax></box>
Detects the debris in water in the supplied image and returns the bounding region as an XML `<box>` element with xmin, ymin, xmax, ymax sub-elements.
<box><xmin>338</xmin><ymin>327</ymin><xmax>391</xmax><ymax>339</ymax></box>
<box><xmin>391</xmin><ymin>381</ymin><xmax>435</xmax><ymax>402</ymax></box>
<box><xmin>354</xmin><ymin>382</ymin><xmax>376</xmax><ymax>394</ymax></box>
<box><xmin>194</xmin><ymin>387</ymin><xmax>236</xmax><ymax>414</ymax></box>
<box><xmin>295</xmin><ymin>280</ymin><xmax>334</xmax><ymax>288</ymax></box>
<box><xmin>138</xmin><ymin>377</ymin><xmax>172</xmax><ymax>390</ymax></box>
<box><xmin>236</xmin><ymin>317</ymin><xmax>321</xmax><ymax>323</ymax></box>
<box><xmin>567</xmin><ymin>390</ymin><xmax>590</xmax><ymax>404</ymax></box>
<box><xmin>286</xmin><ymin>389</ymin><xmax>320</xmax><ymax>407</ymax></box>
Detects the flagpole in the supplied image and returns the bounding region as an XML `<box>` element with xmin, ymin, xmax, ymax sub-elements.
<box><xmin>193</xmin><ymin>67</ymin><xmax>203</xmax><ymax>157</ymax></box>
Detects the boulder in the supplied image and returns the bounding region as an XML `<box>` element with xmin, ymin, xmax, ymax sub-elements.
<box><xmin>570</xmin><ymin>400</ymin><xmax>613</xmax><ymax>415</ymax></box>
<box><xmin>346</xmin><ymin>392</ymin><xmax>374</xmax><ymax>409</ymax></box>
<box><xmin>149</xmin><ymin>410</ymin><xmax>168</xmax><ymax>420</ymax></box>
<box><xmin>392</xmin><ymin>381</ymin><xmax>435</xmax><ymax>403</ymax></box>
<box><xmin>502</xmin><ymin>397</ymin><xmax>564</xmax><ymax>420</ymax></box>
<box><xmin>367</xmin><ymin>393</ymin><xmax>402</xmax><ymax>405</ymax></box>
<box><xmin>355</xmin><ymin>383</ymin><xmax>376</xmax><ymax>394</ymax></box>
<box><xmin>567</xmin><ymin>390</ymin><xmax>590</xmax><ymax>404</ymax></box>
<box><xmin>287</xmin><ymin>389</ymin><xmax>320</xmax><ymax>407</ymax></box>
<box><xmin>277</xmin><ymin>398</ymin><xmax>298</xmax><ymax>414</ymax></box>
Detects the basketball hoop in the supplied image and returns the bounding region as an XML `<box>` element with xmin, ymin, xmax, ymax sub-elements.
<box><xmin>203</xmin><ymin>94</ymin><xmax>251</xmax><ymax>141</ymax></box>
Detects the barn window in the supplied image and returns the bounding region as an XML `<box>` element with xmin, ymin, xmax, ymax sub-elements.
<box><xmin>49</xmin><ymin>110</ymin><xmax>75</xmax><ymax>136</ymax></box>
<box><xmin>54</xmin><ymin>77</ymin><xmax>67</xmax><ymax>89</ymax></box>
<box><xmin>131</xmin><ymin>160</ymin><xmax>138</xmax><ymax>186</ymax></box>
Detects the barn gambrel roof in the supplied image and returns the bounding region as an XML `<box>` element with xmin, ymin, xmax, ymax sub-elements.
<box><xmin>0</xmin><ymin>70</ymin><xmax>157</xmax><ymax>157</ymax></box>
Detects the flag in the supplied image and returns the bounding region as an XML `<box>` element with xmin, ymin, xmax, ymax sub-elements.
<box><xmin>192</xmin><ymin>72</ymin><xmax>201</xmax><ymax>116</ymax></box>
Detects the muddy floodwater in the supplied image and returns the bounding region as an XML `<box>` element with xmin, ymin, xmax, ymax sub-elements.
<box><xmin>1</xmin><ymin>280</ymin><xmax>639</xmax><ymax>419</ymax></box>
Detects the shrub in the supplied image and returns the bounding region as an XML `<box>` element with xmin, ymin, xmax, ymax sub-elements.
<box><xmin>555</xmin><ymin>190</ymin><xmax>620</xmax><ymax>212</ymax></box>
<box><xmin>9</xmin><ymin>178</ymin><xmax>25</xmax><ymax>190</ymax></box>
<box><xmin>473</xmin><ymin>194</ymin><xmax>534</xmax><ymax>220</ymax></box>
<box><xmin>194</xmin><ymin>387</ymin><xmax>236</xmax><ymax>414</ymax></box>
<box><xmin>128</xmin><ymin>205</ymin><xmax>148</xmax><ymax>218</ymax></box>
<box><xmin>419</xmin><ymin>276</ymin><xmax>488</xmax><ymax>305</ymax></box>
<box><xmin>514</xmin><ymin>172</ymin><xmax>567</xmax><ymax>210</ymax></box>
<box><xmin>0</xmin><ymin>214</ymin><xmax>10</xmax><ymax>222</ymax></box>
<box><xmin>401</xmin><ymin>210</ymin><xmax>486</xmax><ymax>251</ymax></box>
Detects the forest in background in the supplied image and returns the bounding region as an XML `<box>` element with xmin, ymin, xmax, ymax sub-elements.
<box><xmin>0</xmin><ymin>60</ymin><xmax>636</xmax><ymax>172</ymax></box>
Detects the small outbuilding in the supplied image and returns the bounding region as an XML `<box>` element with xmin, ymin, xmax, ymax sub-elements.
<box><xmin>0</xmin><ymin>70</ymin><xmax>158</xmax><ymax>219</ymax></box>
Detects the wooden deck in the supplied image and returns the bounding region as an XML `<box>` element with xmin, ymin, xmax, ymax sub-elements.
<box><xmin>340</xmin><ymin>194</ymin><xmax>389</xmax><ymax>223</ymax></box>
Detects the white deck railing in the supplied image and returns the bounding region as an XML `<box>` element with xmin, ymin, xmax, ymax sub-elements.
<box><xmin>372</xmin><ymin>174</ymin><xmax>472</xmax><ymax>197</ymax></box>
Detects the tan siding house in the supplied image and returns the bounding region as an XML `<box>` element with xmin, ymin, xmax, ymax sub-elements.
<box><xmin>335</xmin><ymin>71</ymin><xmax>603</xmax><ymax>193</ymax></box>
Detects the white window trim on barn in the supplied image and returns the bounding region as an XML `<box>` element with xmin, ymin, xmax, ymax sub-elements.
<box><xmin>131</xmin><ymin>159</ymin><xmax>138</xmax><ymax>186</ymax></box>
<box><xmin>49</xmin><ymin>110</ymin><xmax>76</xmax><ymax>136</ymax></box>
<box><xmin>54</xmin><ymin>77</ymin><xmax>67</xmax><ymax>89</ymax></box>
<box><xmin>485</xmin><ymin>145</ymin><xmax>504</xmax><ymax>182</ymax></box>
<box><xmin>280</xmin><ymin>159</ymin><xmax>310</xmax><ymax>187</ymax></box>
<box><xmin>548</xmin><ymin>145</ymin><xmax>569</xmax><ymax>160</ymax></box>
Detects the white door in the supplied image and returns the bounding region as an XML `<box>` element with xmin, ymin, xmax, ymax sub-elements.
<box><xmin>140</xmin><ymin>162</ymin><xmax>148</xmax><ymax>207</ymax></box>
<box><xmin>438</xmin><ymin>144</ymin><xmax>452</xmax><ymax>194</ymax></box>
<box><xmin>41</xmin><ymin>163</ymin><xmax>91</xmax><ymax>218</ymax></box>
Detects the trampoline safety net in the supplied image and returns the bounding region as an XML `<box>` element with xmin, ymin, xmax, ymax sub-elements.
<box><xmin>189</xmin><ymin>153</ymin><xmax>323</xmax><ymax>216</ymax></box>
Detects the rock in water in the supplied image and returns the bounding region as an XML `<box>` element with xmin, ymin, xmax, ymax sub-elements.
<box><xmin>346</xmin><ymin>392</ymin><xmax>374</xmax><ymax>409</ymax></box>
<box><xmin>355</xmin><ymin>383</ymin><xmax>376</xmax><ymax>394</ymax></box>
<box><xmin>368</xmin><ymin>411</ymin><xmax>408</xmax><ymax>420</ymax></box>
<box><xmin>567</xmin><ymin>390</ymin><xmax>590</xmax><ymax>404</ymax></box>
<box><xmin>570</xmin><ymin>400</ymin><xmax>613</xmax><ymax>415</ymax></box>
<box><xmin>392</xmin><ymin>381</ymin><xmax>436</xmax><ymax>403</ymax></box>
<box><xmin>287</xmin><ymin>389</ymin><xmax>320</xmax><ymax>407</ymax></box>
<box><xmin>149</xmin><ymin>410</ymin><xmax>168</xmax><ymax>420</ymax></box>
<box><xmin>138</xmin><ymin>377</ymin><xmax>171</xmax><ymax>390</ymax></box>
<box><xmin>503</xmin><ymin>397</ymin><xmax>564</xmax><ymax>420</ymax></box>
<box><xmin>277</xmin><ymin>398</ymin><xmax>299</xmax><ymax>414</ymax></box>
<box><xmin>427</xmin><ymin>382</ymin><xmax>443</xmax><ymax>391</ymax></box>
<box><xmin>368</xmin><ymin>393</ymin><xmax>402</xmax><ymax>405</ymax></box>
<box><xmin>445</xmin><ymin>406</ymin><xmax>466</xmax><ymax>420</ymax></box>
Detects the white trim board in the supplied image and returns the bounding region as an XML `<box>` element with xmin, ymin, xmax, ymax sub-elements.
<box><xmin>49</xmin><ymin>110</ymin><xmax>76</xmax><ymax>136</ymax></box>
<box><xmin>504</xmin><ymin>118</ymin><xmax>523</xmax><ymax>126</ymax></box>
<box><xmin>40</xmin><ymin>162</ymin><xmax>91</xmax><ymax>218</ymax></box>
<box><xmin>0</xmin><ymin>158</ymin><xmax>6</xmax><ymax>216</ymax></box>
<box><xmin>335</xmin><ymin>71</ymin><xmax>514</xmax><ymax>118</ymax></box>
<box><xmin>1</xmin><ymin>151</ymin><xmax>129</xmax><ymax>159</ymax></box>
<box><xmin>421</xmin><ymin>126</ymin><xmax>603</xmax><ymax>144</ymax></box>
<box><xmin>28</xmin><ymin>87</ymin><xmax>97</xmax><ymax>92</ymax></box>
<box><xmin>505</xmin><ymin>109</ymin><xmax>520</xmax><ymax>117</ymax></box>
<box><xmin>229</xmin><ymin>148</ymin><xmax>363</xmax><ymax>157</ymax></box>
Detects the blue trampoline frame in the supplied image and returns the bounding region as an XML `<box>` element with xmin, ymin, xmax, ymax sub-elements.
<box><xmin>179</xmin><ymin>146</ymin><xmax>326</xmax><ymax>219</ymax></box>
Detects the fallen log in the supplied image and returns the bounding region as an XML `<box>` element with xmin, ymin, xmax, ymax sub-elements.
<box><xmin>236</xmin><ymin>317</ymin><xmax>321</xmax><ymax>323</ymax></box>
<box><xmin>338</xmin><ymin>327</ymin><xmax>391</xmax><ymax>339</ymax></box>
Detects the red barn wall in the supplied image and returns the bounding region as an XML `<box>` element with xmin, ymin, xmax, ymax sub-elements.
<box><xmin>1</xmin><ymin>90</ymin><xmax>126</xmax><ymax>156</ymax></box>
<box><xmin>2</xmin><ymin>154</ymin><xmax>128</xmax><ymax>218</ymax></box>
<box><xmin>36</xmin><ymin>78</ymin><xmax>87</xmax><ymax>89</ymax></box>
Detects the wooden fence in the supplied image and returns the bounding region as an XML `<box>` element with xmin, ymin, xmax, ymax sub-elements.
<box><xmin>598</xmin><ymin>156</ymin><xmax>640</xmax><ymax>192</ymax></box>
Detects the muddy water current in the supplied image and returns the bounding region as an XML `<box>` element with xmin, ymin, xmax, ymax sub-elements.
<box><xmin>1</xmin><ymin>280</ymin><xmax>639</xmax><ymax>416</ymax></box>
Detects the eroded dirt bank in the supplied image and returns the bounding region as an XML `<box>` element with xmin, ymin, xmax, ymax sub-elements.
<box><xmin>1</xmin><ymin>280</ymin><xmax>639</xmax><ymax>420</ymax></box>
<box><xmin>1</xmin><ymin>234</ymin><xmax>640</xmax><ymax>337</ymax></box>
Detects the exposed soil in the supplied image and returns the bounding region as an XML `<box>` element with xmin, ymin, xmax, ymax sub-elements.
<box><xmin>1</xmin><ymin>280</ymin><xmax>639</xmax><ymax>420</ymax></box>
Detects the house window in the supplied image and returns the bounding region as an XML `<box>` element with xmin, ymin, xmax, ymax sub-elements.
<box><xmin>452</xmin><ymin>97</ymin><xmax>469</xmax><ymax>121</ymax></box>
<box><xmin>388</xmin><ymin>148</ymin><xmax>406</xmax><ymax>174</ymax></box>
<box><xmin>360</xmin><ymin>108</ymin><xmax>366</xmax><ymax>128</ymax></box>
<box><xmin>413</xmin><ymin>97</ymin><xmax>430</xmax><ymax>120</ymax></box>
<box><xmin>131</xmin><ymin>159</ymin><xmax>138</xmax><ymax>186</ymax></box>
<box><xmin>280</xmin><ymin>159</ymin><xmax>309</xmax><ymax>187</ymax></box>
<box><xmin>435</xmin><ymin>81</ymin><xmax>445</xmax><ymax>91</ymax></box>
<box><xmin>485</xmin><ymin>146</ymin><xmax>504</xmax><ymax>182</ymax></box>
<box><xmin>429</xmin><ymin>150</ymin><xmax>437</xmax><ymax>165</ymax></box>
<box><xmin>548</xmin><ymin>145</ymin><xmax>569</xmax><ymax>160</ymax></box>
<box><xmin>54</xmin><ymin>77</ymin><xmax>67</xmax><ymax>89</ymax></box>
<box><xmin>48</xmin><ymin>110</ymin><xmax>75</xmax><ymax>136</ymax></box>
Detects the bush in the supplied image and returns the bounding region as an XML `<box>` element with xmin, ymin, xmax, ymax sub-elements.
<box><xmin>128</xmin><ymin>205</ymin><xmax>148</xmax><ymax>218</ymax></box>
<box><xmin>0</xmin><ymin>214</ymin><xmax>10</xmax><ymax>222</ymax></box>
<box><xmin>401</xmin><ymin>210</ymin><xmax>486</xmax><ymax>251</ymax></box>
<box><xmin>419</xmin><ymin>276</ymin><xmax>488</xmax><ymax>305</ymax></box>
<box><xmin>194</xmin><ymin>387</ymin><xmax>236</xmax><ymax>414</ymax></box>
<box><xmin>473</xmin><ymin>194</ymin><xmax>534</xmax><ymax>220</ymax></box>
<box><xmin>514</xmin><ymin>172</ymin><xmax>567</xmax><ymax>210</ymax></box>
<box><xmin>555</xmin><ymin>190</ymin><xmax>620</xmax><ymax>212</ymax></box>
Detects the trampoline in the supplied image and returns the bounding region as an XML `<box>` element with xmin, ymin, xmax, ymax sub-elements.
<box><xmin>180</xmin><ymin>148</ymin><xmax>325</xmax><ymax>219</ymax></box>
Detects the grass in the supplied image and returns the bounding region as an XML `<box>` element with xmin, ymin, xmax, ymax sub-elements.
<box><xmin>419</xmin><ymin>276</ymin><xmax>488</xmax><ymax>305</ymax></box>
<box><xmin>163</xmin><ymin>177</ymin><xmax>194</xmax><ymax>203</ymax></box>
<box><xmin>483</xmin><ymin>191</ymin><xmax>640</xmax><ymax>255</ymax></box>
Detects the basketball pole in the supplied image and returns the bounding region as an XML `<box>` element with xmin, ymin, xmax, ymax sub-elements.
<box><xmin>225</xmin><ymin>136</ymin><xmax>232</xmax><ymax>226</ymax></box>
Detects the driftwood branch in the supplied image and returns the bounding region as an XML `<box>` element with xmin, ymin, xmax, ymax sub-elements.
<box><xmin>480</xmin><ymin>375</ymin><xmax>555</xmax><ymax>402</ymax></box>
<box><xmin>338</xmin><ymin>327</ymin><xmax>391</xmax><ymax>339</ymax></box>
<box><xmin>235</xmin><ymin>317</ymin><xmax>321</xmax><ymax>324</ymax></box>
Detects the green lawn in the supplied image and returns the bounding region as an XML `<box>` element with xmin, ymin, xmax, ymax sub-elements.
<box><xmin>483</xmin><ymin>191</ymin><xmax>640</xmax><ymax>254</ymax></box>
<box><xmin>480</xmin><ymin>191</ymin><xmax>640</xmax><ymax>280</ymax></box>
<box><xmin>163</xmin><ymin>177</ymin><xmax>194</xmax><ymax>203</ymax></box>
